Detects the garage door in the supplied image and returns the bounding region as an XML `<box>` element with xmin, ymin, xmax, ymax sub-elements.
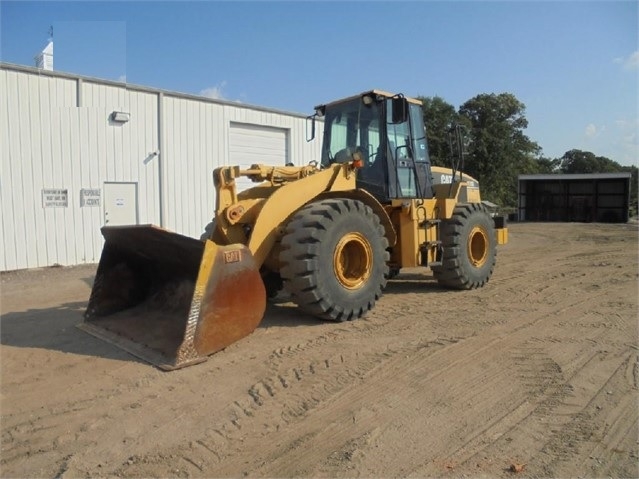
<box><xmin>229</xmin><ymin>123</ymin><xmax>289</xmax><ymax>192</ymax></box>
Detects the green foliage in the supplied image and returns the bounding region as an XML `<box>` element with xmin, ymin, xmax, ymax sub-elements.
<box><xmin>457</xmin><ymin>93</ymin><xmax>540</xmax><ymax>207</ymax></box>
<box><xmin>559</xmin><ymin>149</ymin><xmax>622</xmax><ymax>173</ymax></box>
<box><xmin>419</xmin><ymin>93</ymin><xmax>635</xmax><ymax>213</ymax></box>
<box><xmin>417</xmin><ymin>96</ymin><xmax>459</xmax><ymax>167</ymax></box>
<box><xmin>534</xmin><ymin>156</ymin><xmax>561</xmax><ymax>174</ymax></box>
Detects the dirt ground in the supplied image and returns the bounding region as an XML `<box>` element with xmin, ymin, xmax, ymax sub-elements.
<box><xmin>1</xmin><ymin>222</ymin><xmax>638</xmax><ymax>479</ymax></box>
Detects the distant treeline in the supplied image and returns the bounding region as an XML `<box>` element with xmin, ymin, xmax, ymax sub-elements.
<box><xmin>418</xmin><ymin>93</ymin><xmax>637</xmax><ymax>213</ymax></box>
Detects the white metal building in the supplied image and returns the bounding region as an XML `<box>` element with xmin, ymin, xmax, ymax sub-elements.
<box><xmin>1</xmin><ymin>63</ymin><xmax>323</xmax><ymax>271</ymax></box>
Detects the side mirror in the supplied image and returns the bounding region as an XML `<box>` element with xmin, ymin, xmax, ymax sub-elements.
<box><xmin>306</xmin><ymin>114</ymin><xmax>316</xmax><ymax>142</ymax></box>
<box><xmin>391</xmin><ymin>96</ymin><xmax>409</xmax><ymax>124</ymax></box>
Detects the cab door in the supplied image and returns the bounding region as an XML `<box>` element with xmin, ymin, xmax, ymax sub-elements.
<box><xmin>385</xmin><ymin>100</ymin><xmax>432</xmax><ymax>199</ymax></box>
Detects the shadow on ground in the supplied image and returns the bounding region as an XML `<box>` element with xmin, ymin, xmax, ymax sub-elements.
<box><xmin>0</xmin><ymin>299</ymin><xmax>145</xmax><ymax>365</ymax></box>
<box><xmin>385</xmin><ymin>274</ymin><xmax>451</xmax><ymax>295</ymax></box>
<box><xmin>0</xmin><ymin>286</ymin><xmax>319</xmax><ymax>367</ymax></box>
<box><xmin>1</xmin><ymin>271</ymin><xmax>451</xmax><ymax>368</ymax></box>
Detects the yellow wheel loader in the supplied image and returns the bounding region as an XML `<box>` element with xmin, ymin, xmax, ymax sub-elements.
<box><xmin>81</xmin><ymin>90</ymin><xmax>508</xmax><ymax>370</ymax></box>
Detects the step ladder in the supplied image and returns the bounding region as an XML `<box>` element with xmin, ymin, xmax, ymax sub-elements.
<box><xmin>419</xmin><ymin>218</ymin><xmax>443</xmax><ymax>267</ymax></box>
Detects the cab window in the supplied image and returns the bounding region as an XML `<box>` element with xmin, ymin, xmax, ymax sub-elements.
<box><xmin>386</xmin><ymin>103</ymin><xmax>412</xmax><ymax>161</ymax></box>
<box><xmin>387</xmin><ymin>99</ymin><xmax>416</xmax><ymax>197</ymax></box>
<box><xmin>410</xmin><ymin>104</ymin><xmax>428</xmax><ymax>162</ymax></box>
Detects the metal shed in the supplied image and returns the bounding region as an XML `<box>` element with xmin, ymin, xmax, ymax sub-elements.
<box><xmin>1</xmin><ymin>63</ymin><xmax>323</xmax><ymax>271</ymax></box>
<box><xmin>517</xmin><ymin>173</ymin><xmax>632</xmax><ymax>223</ymax></box>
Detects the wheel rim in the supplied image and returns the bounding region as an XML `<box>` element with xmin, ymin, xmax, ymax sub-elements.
<box><xmin>467</xmin><ymin>226</ymin><xmax>489</xmax><ymax>268</ymax></box>
<box><xmin>333</xmin><ymin>232</ymin><xmax>372</xmax><ymax>289</ymax></box>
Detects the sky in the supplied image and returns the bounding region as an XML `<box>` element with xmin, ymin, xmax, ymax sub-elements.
<box><xmin>1</xmin><ymin>1</ymin><xmax>637</xmax><ymax>166</ymax></box>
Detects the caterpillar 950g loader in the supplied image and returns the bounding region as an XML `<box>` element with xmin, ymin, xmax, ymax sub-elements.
<box><xmin>81</xmin><ymin>90</ymin><xmax>508</xmax><ymax>370</ymax></box>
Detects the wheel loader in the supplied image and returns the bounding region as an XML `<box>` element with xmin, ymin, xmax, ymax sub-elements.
<box><xmin>80</xmin><ymin>90</ymin><xmax>508</xmax><ymax>370</ymax></box>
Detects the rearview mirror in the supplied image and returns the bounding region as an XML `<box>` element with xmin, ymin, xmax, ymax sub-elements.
<box><xmin>306</xmin><ymin>114</ymin><xmax>316</xmax><ymax>142</ymax></box>
<box><xmin>391</xmin><ymin>96</ymin><xmax>409</xmax><ymax>124</ymax></box>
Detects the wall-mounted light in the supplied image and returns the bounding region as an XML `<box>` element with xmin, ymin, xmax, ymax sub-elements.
<box><xmin>110</xmin><ymin>111</ymin><xmax>130</xmax><ymax>123</ymax></box>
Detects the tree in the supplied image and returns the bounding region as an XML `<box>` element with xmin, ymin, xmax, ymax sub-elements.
<box><xmin>559</xmin><ymin>149</ymin><xmax>620</xmax><ymax>174</ymax></box>
<box><xmin>458</xmin><ymin>93</ymin><xmax>541</xmax><ymax>207</ymax></box>
<box><xmin>418</xmin><ymin>96</ymin><xmax>459</xmax><ymax>167</ymax></box>
<box><xmin>534</xmin><ymin>156</ymin><xmax>561</xmax><ymax>174</ymax></box>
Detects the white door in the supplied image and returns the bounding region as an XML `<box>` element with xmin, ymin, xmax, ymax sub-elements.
<box><xmin>229</xmin><ymin>123</ymin><xmax>289</xmax><ymax>192</ymax></box>
<box><xmin>103</xmin><ymin>182</ymin><xmax>138</xmax><ymax>226</ymax></box>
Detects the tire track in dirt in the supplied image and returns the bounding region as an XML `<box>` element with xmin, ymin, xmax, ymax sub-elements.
<box><xmin>19</xmin><ymin>297</ymin><xmax>452</xmax><ymax>477</ymax></box>
<box><xmin>2</xmin><ymin>223</ymin><xmax>636</xmax><ymax>478</ymax></box>
<box><xmin>2</xmin><ymin>301</ymin><xmax>432</xmax><ymax>477</ymax></box>
<box><xmin>104</xmin><ymin>224</ymin><xmax>638</xmax><ymax>477</ymax></box>
<box><xmin>536</xmin><ymin>352</ymin><xmax>638</xmax><ymax>478</ymax></box>
<box><xmin>252</xmin><ymin>270</ymin><xmax>635</xmax><ymax>477</ymax></box>
<box><xmin>109</xmin><ymin>273</ymin><xmax>628</xmax><ymax>478</ymax></box>
<box><xmin>411</xmin><ymin>232</ymin><xmax>638</xmax><ymax>477</ymax></box>
<box><xmin>0</xmin><ymin>371</ymin><xmax>171</xmax><ymax>476</ymax></box>
<box><xmin>430</xmin><ymin>345</ymin><xmax>634</xmax><ymax>477</ymax></box>
<box><xmin>488</xmin><ymin>223</ymin><xmax>634</xmax><ymax>290</ymax></box>
<box><xmin>114</xmin><ymin>335</ymin><xmax>463</xmax><ymax>477</ymax></box>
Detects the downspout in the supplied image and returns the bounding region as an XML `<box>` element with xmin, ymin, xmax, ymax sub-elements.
<box><xmin>158</xmin><ymin>91</ymin><xmax>165</xmax><ymax>227</ymax></box>
<box><xmin>77</xmin><ymin>78</ymin><xmax>83</xmax><ymax>107</ymax></box>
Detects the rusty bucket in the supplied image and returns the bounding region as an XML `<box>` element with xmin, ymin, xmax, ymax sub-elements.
<box><xmin>79</xmin><ymin>225</ymin><xmax>266</xmax><ymax>370</ymax></box>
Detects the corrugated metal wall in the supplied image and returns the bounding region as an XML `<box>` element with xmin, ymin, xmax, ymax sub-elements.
<box><xmin>1</xmin><ymin>64</ymin><xmax>323</xmax><ymax>271</ymax></box>
<box><xmin>161</xmin><ymin>96</ymin><xmax>224</xmax><ymax>237</ymax></box>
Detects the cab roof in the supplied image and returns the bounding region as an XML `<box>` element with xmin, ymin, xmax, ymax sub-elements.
<box><xmin>314</xmin><ymin>90</ymin><xmax>423</xmax><ymax>110</ymax></box>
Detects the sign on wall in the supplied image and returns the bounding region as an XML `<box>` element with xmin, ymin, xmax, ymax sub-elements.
<box><xmin>80</xmin><ymin>188</ymin><xmax>101</xmax><ymax>207</ymax></box>
<box><xmin>42</xmin><ymin>188</ymin><xmax>68</xmax><ymax>208</ymax></box>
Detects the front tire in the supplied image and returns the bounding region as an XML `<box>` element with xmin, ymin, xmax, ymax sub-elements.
<box><xmin>279</xmin><ymin>199</ymin><xmax>389</xmax><ymax>321</ymax></box>
<box><xmin>432</xmin><ymin>203</ymin><xmax>496</xmax><ymax>289</ymax></box>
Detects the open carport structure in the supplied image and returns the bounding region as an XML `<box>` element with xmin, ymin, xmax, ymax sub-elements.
<box><xmin>517</xmin><ymin>173</ymin><xmax>632</xmax><ymax>223</ymax></box>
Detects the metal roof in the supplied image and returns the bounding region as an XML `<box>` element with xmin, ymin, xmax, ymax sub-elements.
<box><xmin>519</xmin><ymin>173</ymin><xmax>632</xmax><ymax>181</ymax></box>
<box><xmin>0</xmin><ymin>61</ymin><xmax>312</xmax><ymax>120</ymax></box>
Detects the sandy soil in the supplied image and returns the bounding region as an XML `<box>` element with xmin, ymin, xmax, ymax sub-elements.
<box><xmin>1</xmin><ymin>222</ymin><xmax>638</xmax><ymax>478</ymax></box>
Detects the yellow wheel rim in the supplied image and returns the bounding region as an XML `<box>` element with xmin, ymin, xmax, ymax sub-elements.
<box><xmin>468</xmin><ymin>226</ymin><xmax>489</xmax><ymax>268</ymax></box>
<box><xmin>333</xmin><ymin>232</ymin><xmax>372</xmax><ymax>289</ymax></box>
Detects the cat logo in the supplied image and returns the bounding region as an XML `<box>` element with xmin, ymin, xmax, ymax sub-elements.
<box><xmin>223</xmin><ymin>249</ymin><xmax>242</xmax><ymax>264</ymax></box>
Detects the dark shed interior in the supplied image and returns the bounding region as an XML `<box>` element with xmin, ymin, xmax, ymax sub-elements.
<box><xmin>518</xmin><ymin>173</ymin><xmax>631</xmax><ymax>223</ymax></box>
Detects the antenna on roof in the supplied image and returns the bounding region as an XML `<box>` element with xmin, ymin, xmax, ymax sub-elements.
<box><xmin>48</xmin><ymin>25</ymin><xmax>53</xmax><ymax>40</ymax></box>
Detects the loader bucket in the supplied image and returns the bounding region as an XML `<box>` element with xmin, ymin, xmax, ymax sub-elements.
<box><xmin>80</xmin><ymin>225</ymin><xmax>266</xmax><ymax>370</ymax></box>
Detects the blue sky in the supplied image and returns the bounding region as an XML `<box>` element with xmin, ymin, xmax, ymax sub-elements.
<box><xmin>1</xmin><ymin>1</ymin><xmax>637</xmax><ymax>166</ymax></box>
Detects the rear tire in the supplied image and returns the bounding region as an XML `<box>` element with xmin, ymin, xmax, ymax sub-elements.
<box><xmin>432</xmin><ymin>203</ymin><xmax>496</xmax><ymax>289</ymax></box>
<box><xmin>279</xmin><ymin>198</ymin><xmax>389</xmax><ymax>321</ymax></box>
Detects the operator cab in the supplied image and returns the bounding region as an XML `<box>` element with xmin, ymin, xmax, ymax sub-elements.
<box><xmin>311</xmin><ymin>90</ymin><xmax>434</xmax><ymax>203</ymax></box>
